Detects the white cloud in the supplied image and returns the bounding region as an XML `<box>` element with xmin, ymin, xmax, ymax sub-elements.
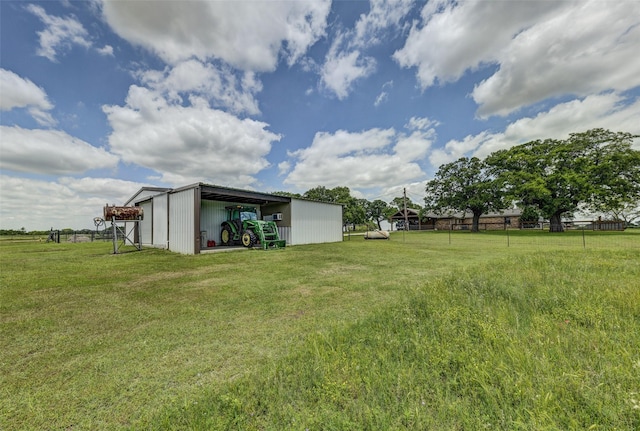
<box><xmin>429</xmin><ymin>131</ymin><xmax>492</xmax><ymax>168</ymax></box>
<box><xmin>472</xmin><ymin>1</ymin><xmax>640</xmax><ymax>117</ymax></box>
<box><xmin>394</xmin><ymin>0</ymin><xmax>640</xmax><ymax>117</ymax></box>
<box><xmin>395</xmin><ymin>129</ymin><xmax>436</xmax><ymax>161</ymax></box>
<box><xmin>57</xmin><ymin>176</ymin><xmax>152</xmax><ymax>205</ymax></box>
<box><xmin>0</xmin><ymin>126</ymin><xmax>119</xmax><ymax>175</ymax></box>
<box><xmin>284</xmin><ymin>122</ymin><xmax>435</xmax><ymax>190</ymax></box>
<box><xmin>374</xmin><ymin>80</ymin><xmax>394</xmax><ymax>107</ymax></box>
<box><xmin>103</xmin><ymin>85</ymin><xmax>281</xmax><ymax>188</ymax></box>
<box><xmin>138</xmin><ymin>59</ymin><xmax>261</xmax><ymax>115</ymax></box>
<box><xmin>405</xmin><ymin>116</ymin><xmax>438</xmax><ymax>131</ymax></box>
<box><xmin>27</xmin><ymin>4</ymin><xmax>92</xmax><ymax>62</ymax></box>
<box><xmin>321</xmin><ymin>49</ymin><xmax>376</xmax><ymax>99</ymax></box>
<box><xmin>374</xmin><ymin>91</ymin><xmax>388</xmax><ymax>107</ymax></box>
<box><xmin>100</xmin><ymin>0</ymin><xmax>331</xmax><ymax>71</ymax></box>
<box><xmin>278</xmin><ymin>160</ymin><xmax>291</xmax><ymax>176</ymax></box>
<box><xmin>394</xmin><ymin>0</ymin><xmax>556</xmax><ymax>88</ymax></box>
<box><xmin>352</xmin><ymin>0</ymin><xmax>414</xmax><ymax>48</ymax></box>
<box><xmin>0</xmin><ymin>69</ymin><xmax>56</xmax><ymax>126</ymax></box>
<box><xmin>0</xmin><ymin>175</ymin><xmax>148</xmax><ymax>231</ymax></box>
<box><xmin>97</xmin><ymin>45</ymin><xmax>114</xmax><ymax>56</ymax></box>
<box><xmin>320</xmin><ymin>0</ymin><xmax>412</xmax><ymax>99</ymax></box>
<box><xmin>429</xmin><ymin>93</ymin><xmax>640</xmax><ymax>167</ymax></box>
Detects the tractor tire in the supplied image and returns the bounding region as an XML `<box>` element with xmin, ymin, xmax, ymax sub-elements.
<box><xmin>241</xmin><ymin>230</ymin><xmax>258</xmax><ymax>248</ymax></box>
<box><xmin>221</xmin><ymin>225</ymin><xmax>234</xmax><ymax>246</ymax></box>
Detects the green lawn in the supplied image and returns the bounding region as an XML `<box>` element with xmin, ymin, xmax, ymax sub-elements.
<box><xmin>1</xmin><ymin>231</ymin><xmax>639</xmax><ymax>430</ymax></box>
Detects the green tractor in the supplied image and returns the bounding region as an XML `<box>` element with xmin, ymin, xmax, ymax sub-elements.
<box><xmin>220</xmin><ymin>206</ymin><xmax>286</xmax><ymax>249</ymax></box>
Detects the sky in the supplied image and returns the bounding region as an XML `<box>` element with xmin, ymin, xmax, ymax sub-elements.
<box><xmin>1</xmin><ymin>0</ymin><xmax>639</xmax><ymax>231</ymax></box>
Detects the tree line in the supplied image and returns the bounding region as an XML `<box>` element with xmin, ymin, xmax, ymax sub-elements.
<box><xmin>279</xmin><ymin>129</ymin><xmax>640</xmax><ymax>233</ymax></box>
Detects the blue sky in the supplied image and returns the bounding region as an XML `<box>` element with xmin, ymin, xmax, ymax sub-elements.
<box><xmin>1</xmin><ymin>0</ymin><xmax>639</xmax><ymax>230</ymax></box>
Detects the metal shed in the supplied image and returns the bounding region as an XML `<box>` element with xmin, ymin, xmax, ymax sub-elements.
<box><xmin>124</xmin><ymin>183</ymin><xmax>343</xmax><ymax>254</ymax></box>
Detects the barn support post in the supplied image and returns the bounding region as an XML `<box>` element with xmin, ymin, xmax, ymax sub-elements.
<box><xmin>112</xmin><ymin>217</ymin><xmax>118</xmax><ymax>254</ymax></box>
<box><xmin>194</xmin><ymin>186</ymin><xmax>201</xmax><ymax>254</ymax></box>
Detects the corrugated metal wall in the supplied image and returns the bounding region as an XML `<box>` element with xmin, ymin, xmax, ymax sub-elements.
<box><xmin>153</xmin><ymin>193</ymin><xmax>168</xmax><ymax>248</ymax></box>
<box><xmin>278</xmin><ymin>226</ymin><xmax>291</xmax><ymax>245</ymax></box>
<box><xmin>169</xmin><ymin>188</ymin><xmax>196</xmax><ymax>254</ymax></box>
<box><xmin>139</xmin><ymin>201</ymin><xmax>152</xmax><ymax>244</ymax></box>
<box><xmin>200</xmin><ymin>200</ymin><xmax>227</xmax><ymax>245</ymax></box>
<box><xmin>290</xmin><ymin>199</ymin><xmax>343</xmax><ymax>245</ymax></box>
<box><xmin>200</xmin><ymin>200</ymin><xmax>263</xmax><ymax>246</ymax></box>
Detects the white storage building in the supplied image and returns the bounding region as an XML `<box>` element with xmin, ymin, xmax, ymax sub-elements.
<box><xmin>124</xmin><ymin>183</ymin><xmax>343</xmax><ymax>254</ymax></box>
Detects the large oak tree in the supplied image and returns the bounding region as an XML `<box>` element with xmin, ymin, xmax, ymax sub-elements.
<box><xmin>486</xmin><ymin>129</ymin><xmax>640</xmax><ymax>232</ymax></box>
<box><xmin>425</xmin><ymin>157</ymin><xmax>505</xmax><ymax>232</ymax></box>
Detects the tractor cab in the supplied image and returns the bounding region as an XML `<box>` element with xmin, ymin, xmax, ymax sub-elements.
<box><xmin>240</xmin><ymin>210</ymin><xmax>257</xmax><ymax>221</ymax></box>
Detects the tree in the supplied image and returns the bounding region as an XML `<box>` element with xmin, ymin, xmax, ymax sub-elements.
<box><xmin>425</xmin><ymin>157</ymin><xmax>505</xmax><ymax>232</ymax></box>
<box><xmin>365</xmin><ymin>199</ymin><xmax>390</xmax><ymax>230</ymax></box>
<box><xmin>602</xmin><ymin>201</ymin><xmax>640</xmax><ymax>226</ymax></box>
<box><xmin>390</xmin><ymin>196</ymin><xmax>421</xmax><ymax>211</ymax></box>
<box><xmin>519</xmin><ymin>206</ymin><xmax>541</xmax><ymax>228</ymax></box>
<box><xmin>487</xmin><ymin>129</ymin><xmax>640</xmax><ymax>232</ymax></box>
<box><xmin>272</xmin><ymin>191</ymin><xmax>302</xmax><ymax>198</ymax></box>
<box><xmin>303</xmin><ymin>186</ymin><xmax>351</xmax><ymax>203</ymax></box>
<box><xmin>347</xmin><ymin>198</ymin><xmax>368</xmax><ymax>226</ymax></box>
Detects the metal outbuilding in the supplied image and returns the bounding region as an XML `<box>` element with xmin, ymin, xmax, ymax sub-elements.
<box><xmin>124</xmin><ymin>183</ymin><xmax>343</xmax><ymax>254</ymax></box>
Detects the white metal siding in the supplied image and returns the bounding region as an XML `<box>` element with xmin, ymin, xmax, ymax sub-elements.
<box><xmin>200</xmin><ymin>200</ymin><xmax>263</xmax><ymax>246</ymax></box>
<box><xmin>153</xmin><ymin>194</ymin><xmax>168</xmax><ymax>248</ymax></box>
<box><xmin>200</xmin><ymin>200</ymin><xmax>228</xmax><ymax>245</ymax></box>
<box><xmin>278</xmin><ymin>226</ymin><xmax>291</xmax><ymax>245</ymax></box>
<box><xmin>139</xmin><ymin>201</ymin><xmax>152</xmax><ymax>244</ymax></box>
<box><xmin>290</xmin><ymin>199</ymin><xmax>342</xmax><ymax>245</ymax></box>
<box><xmin>169</xmin><ymin>189</ymin><xmax>196</xmax><ymax>254</ymax></box>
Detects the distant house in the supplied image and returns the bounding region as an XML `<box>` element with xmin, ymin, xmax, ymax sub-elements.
<box><xmin>390</xmin><ymin>208</ymin><xmax>523</xmax><ymax>230</ymax></box>
<box><xmin>390</xmin><ymin>208</ymin><xmax>435</xmax><ymax>230</ymax></box>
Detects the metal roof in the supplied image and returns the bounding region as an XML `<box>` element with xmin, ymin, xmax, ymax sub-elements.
<box><xmin>136</xmin><ymin>182</ymin><xmax>290</xmax><ymax>206</ymax></box>
<box><xmin>390</xmin><ymin>208</ymin><xmax>421</xmax><ymax>219</ymax></box>
<box><xmin>124</xmin><ymin>187</ymin><xmax>171</xmax><ymax>206</ymax></box>
<box><xmin>196</xmin><ymin>183</ymin><xmax>291</xmax><ymax>205</ymax></box>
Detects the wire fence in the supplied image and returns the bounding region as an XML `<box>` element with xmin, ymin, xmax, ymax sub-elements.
<box><xmin>389</xmin><ymin>225</ymin><xmax>639</xmax><ymax>250</ymax></box>
<box><xmin>5</xmin><ymin>225</ymin><xmax>638</xmax><ymax>251</ymax></box>
<box><xmin>0</xmin><ymin>230</ymin><xmax>115</xmax><ymax>243</ymax></box>
<box><xmin>398</xmin><ymin>219</ymin><xmax>627</xmax><ymax>232</ymax></box>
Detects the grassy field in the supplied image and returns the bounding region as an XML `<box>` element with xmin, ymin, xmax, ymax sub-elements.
<box><xmin>1</xmin><ymin>231</ymin><xmax>639</xmax><ymax>430</ymax></box>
